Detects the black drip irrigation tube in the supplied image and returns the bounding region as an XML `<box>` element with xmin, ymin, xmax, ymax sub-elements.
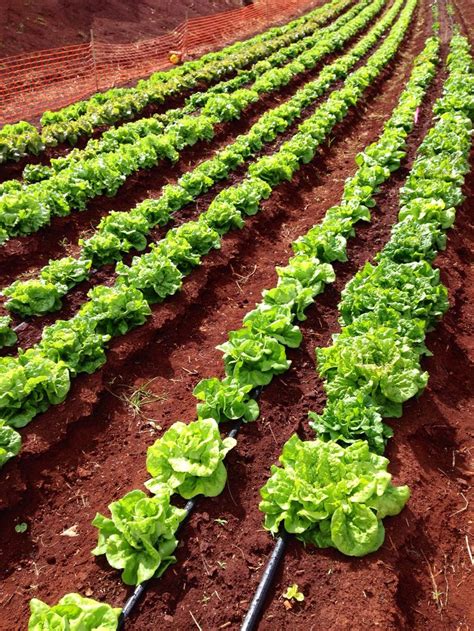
<box><xmin>240</xmin><ymin>530</ymin><xmax>290</xmax><ymax>631</ymax></box>
<box><xmin>117</xmin><ymin>386</ymin><xmax>264</xmax><ymax>629</ymax></box>
<box><xmin>117</xmin><ymin>498</ymin><xmax>198</xmax><ymax>628</ymax></box>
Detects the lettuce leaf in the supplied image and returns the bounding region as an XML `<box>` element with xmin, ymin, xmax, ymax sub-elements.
<box><xmin>92</xmin><ymin>488</ymin><xmax>186</xmax><ymax>585</ymax></box>
<box><xmin>316</xmin><ymin>325</ymin><xmax>428</xmax><ymax>417</ymax></box>
<box><xmin>29</xmin><ymin>593</ymin><xmax>121</xmax><ymax>630</ymax></box>
<box><xmin>193</xmin><ymin>376</ymin><xmax>259</xmax><ymax>423</ymax></box>
<box><xmin>259</xmin><ymin>436</ymin><xmax>409</xmax><ymax>557</ymax></box>
<box><xmin>145</xmin><ymin>418</ymin><xmax>236</xmax><ymax>499</ymax></box>
<box><xmin>217</xmin><ymin>329</ymin><xmax>291</xmax><ymax>387</ymax></box>
<box><xmin>0</xmin><ymin>420</ymin><xmax>21</xmax><ymax>468</ymax></box>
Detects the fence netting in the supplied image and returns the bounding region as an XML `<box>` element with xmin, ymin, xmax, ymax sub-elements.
<box><xmin>0</xmin><ymin>0</ymin><xmax>317</xmax><ymax>125</ymax></box>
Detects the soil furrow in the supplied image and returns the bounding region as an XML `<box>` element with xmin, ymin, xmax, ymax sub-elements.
<box><xmin>4</xmin><ymin>2</ymin><xmax>468</xmax><ymax>630</ymax></box>
<box><xmin>0</xmin><ymin>0</ymin><xmax>423</xmax><ymax>500</ymax></box>
<box><xmin>1</xmin><ymin>0</ymin><xmax>410</xmax><ymax>355</ymax></box>
<box><xmin>0</xmin><ymin>0</ymin><xmax>396</xmax><ymax>284</ymax></box>
<box><xmin>0</xmin><ymin>0</ymin><xmax>335</xmax><ymax>184</ymax></box>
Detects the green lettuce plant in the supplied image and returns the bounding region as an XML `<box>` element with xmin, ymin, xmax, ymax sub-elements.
<box><xmin>0</xmin><ymin>349</ymin><xmax>70</xmax><ymax>428</ymax></box>
<box><xmin>339</xmin><ymin>259</ymin><xmax>449</xmax><ymax>327</ymax></box>
<box><xmin>292</xmin><ymin>218</ymin><xmax>352</xmax><ymax>262</ymax></box>
<box><xmin>276</xmin><ymin>255</ymin><xmax>335</xmax><ymax>292</ymax></box>
<box><xmin>243</xmin><ymin>304</ymin><xmax>303</xmax><ymax>348</ymax></box>
<box><xmin>249</xmin><ymin>151</ymin><xmax>299</xmax><ymax>186</ymax></box>
<box><xmin>171</xmin><ymin>221</ymin><xmax>221</xmax><ymax>256</ymax></box>
<box><xmin>317</xmin><ymin>325</ymin><xmax>428</xmax><ymax>417</ymax></box>
<box><xmin>154</xmin><ymin>233</ymin><xmax>201</xmax><ymax>274</ymax></box>
<box><xmin>39</xmin><ymin>318</ymin><xmax>111</xmax><ymax>376</ymax></box>
<box><xmin>262</xmin><ymin>279</ymin><xmax>317</xmax><ymax>322</ymax></box>
<box><xmin>145</xmin><ymin>418</ymin><xmax>236</xmax><ymax>498</ymax></box>
<box><xmin>215</xmin><ymin>177</ymin><xmax>272</xmax><ymax>216</ymax></box>
<box><xmin>4</xmin><ymin>279</ymin><xmax>63</xmax><ymax>317</ymax></box>
<box><xmin>398</xmin><ymin>197</ymin><xmax>456</xmax><ymax>230</ymax></box>
<box><xmin>341</xmin><ymin>307</ymin><xmax>428</xmax><ymax>351</ymax></box>
<box><xmin>260</xmin><ymin>436</ymin><xmax>410</xmax><ymax>556</ymax></box>
<box><xmin>179</xmin><ymin>170</ymin><xmax>214</xmax><ymax>197</ymax></box>
<box><xmin>201</xmin><ymin>199</ymin><xmax>245</xmax><ymax>235</ymax></box>
<box><xmin>40</xmin><ymin>256</ymin><xmax>91</xmax><ymax>290</ymax></box>
<box><xmin>308</xmin><ymin>393</ymin><xmax>392</xmax><ymax>454</ymax></box>
<box><xmin>82</xmin><ymin>231</ymin><xmax>131</xmax><ymax>267</ymax></box>
<box><xmin>0</xmin><ymin>121</ymin><xmax>44</xmax><ymax>164</ymax></box>
<box><xmin>193</xmin><ymin>377</ymin><xmax>259</xmax><ymax>423</ymax></box>
<box><xmin>90</xmin><ymin>211</ymin><xmax>150</xmax><ymax>256</ymax></box>
<box><xmin>0</xmin><ymin>421</ymin><xmax>21</xmax><ymax>468</ymax></box>
<box><xmin>78</xmin><ymin>285</ymin><xmax>151</xmax><ymax>336</ymax></box>
<box><xmin>377</xmin><ymin>218</ymin><xmax>446</xmax><ymax>263</ymax></box>
<box><xmin>0</xmin><ymin>315</ymin><xmax>17</xmax><ymax>348</ymax></box>
<box><xmin>92</xmin><ymin>488</ymin><xmax>186</xmax><ymax>585</ymax></box>
<box><xmin>28</xmin><ymin>593</ymin><xmax>121</xmax><ymax>630</ymax></box>
<box><xmin>283</xmin><ymin>584</ymin><xmax>304</xmax><ymax>602</ymax></box>
<box><xmin>218</xmin><ymin>329</ymin><xmax>291</xmax><ymax>387</ymax></box>
<box><xmin>401</xmin><ymin>176</ymin><xmax>465</xmax><ymax>208</ymax></box>
<box><xmin>116</xmin><ymin>252</ymin><xmax>183</xmax><ymax>304</ymax></box>
<box><xmin>202</xmin><ymin>89</ymin><xmax>259</xmax><ymax>121</ymax></box>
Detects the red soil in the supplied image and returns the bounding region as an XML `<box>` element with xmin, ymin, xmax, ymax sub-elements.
<box><xmin>0</xmin><ymin>2</ymin><xmax>384</xmax><ymax>329</ymax></box>
<box><xmin>0</xmin><ymin>0</ymin><xmax>472</xmax><ymax>629</ymax></box>
<box><xmin>0</xmin><ymin>0</ymin><xmax>247</xmax><ymax>58</ymax></box>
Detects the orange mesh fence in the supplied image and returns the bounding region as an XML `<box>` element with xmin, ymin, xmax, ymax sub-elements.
<box><xmin>0</xmin><ymin>0</ymin><xmax>317</xmax><ymax>125</ymax></box>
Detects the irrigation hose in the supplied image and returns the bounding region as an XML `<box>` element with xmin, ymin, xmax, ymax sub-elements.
<box><xmin>116</xmin><ymin>387</ymin><xmax>263</xmax><ymax>627</ymax></box>
<box><xmin>240</xmin><ymin>531</ymin><xmax>290</xmax><ymax>631</ymax></box>
<box><xmin>117</xmin><ymin>496</ymin><xmax>197</xmax><ymax>628</ymax></box>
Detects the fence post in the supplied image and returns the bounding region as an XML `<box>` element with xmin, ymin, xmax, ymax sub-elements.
<box><xmin>181</xmin><ymin>10</ymin><xmax>189</xmax><ymax>59</ymax></box>
<box><xmin>90</xmin><ymin>29</ymin><xmax>99</xmax><ymax>91</ymax></box>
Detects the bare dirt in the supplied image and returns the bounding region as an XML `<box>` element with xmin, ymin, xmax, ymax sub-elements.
<box><xmin>0</xmin><ymin>0</ymin><xmax>389</xmax><ymax>336</ymax></box>
<box><xmin>0</xmin><ymin>0</ymin><xmax>472</xmax><ymax>629</ymax></box>
<box><xmin>0</xmin><ymin>0</ymin><xmax>248</xmax><ymax>58</ymax></box>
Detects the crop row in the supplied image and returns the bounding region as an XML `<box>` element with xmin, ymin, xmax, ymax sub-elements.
<box><xmin>0</xmin><ymin>0</ymin><xmax>396</xmax><ymax>329</ymax></box>
<box><xmin>0</xmin><ymin>122</ymin><xmax>45</xmax><ymax>165</ymax></box>
<box><xmin>22</xmin><ymin>0</ymin><xmax>364</xmax><ymax>185</ymax></box>
<box><xmin>0</xmin><ymin>0</ymin><xmax>349</xmax><ymax>164</ymax></box>
<box><xmin>259</xmin><ymin>28</ymin><xmax>472</xmax><ymax>566</ymax></box>
<box><xmin>0</xmin><ymin>0</ymin><xmax>417</xmax><ymax>472</ymax></box>
<box><xmin>0</xmin><ymin>0</ymin><xmax>388</xmax><ymax>245</ymax></box>
<box><xmin>28</xmin><ymin>17</ymin><xmax>460</xmax><ymax>628</ymax></box>
<box><xmin>40</xmin><ymin>0</ymin><xmax>346</xmax><ymax>144</ymax></box>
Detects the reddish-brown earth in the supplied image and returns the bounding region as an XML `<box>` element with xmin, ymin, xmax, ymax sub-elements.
<box><xmin>0</xmin><ymin>0</ymin><xmax>248</xmax><ymax>58</ymax></box>
<box><xmin>0</xmin><ymin>0</ymin><xmax>384</xmax><ymax>284</ymax></box>
<box><xmin>0</xmin><ymin>0</ymin><xmax>330</xmax><ymax>180</ymax></box>
<box><xmin>0</xmin><ymin>0</ymin><xmax>472</xmax><ymax>629</ymax></box>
